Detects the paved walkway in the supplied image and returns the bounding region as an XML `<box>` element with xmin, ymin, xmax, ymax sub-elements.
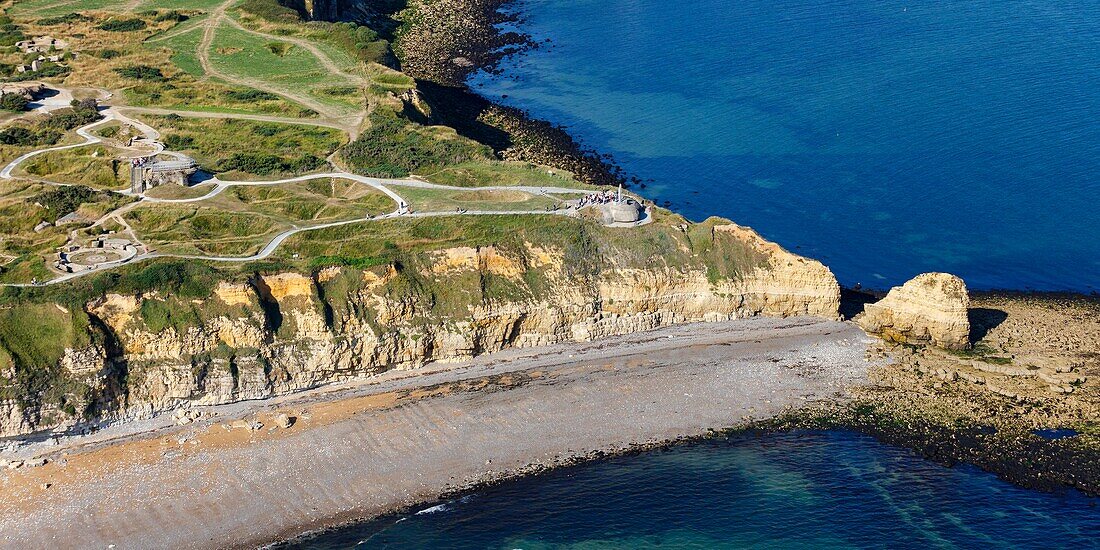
<box><xmin>0</xmin><ymin>92</ymin><xmax>635</xmax><ymax>287</ymax></box>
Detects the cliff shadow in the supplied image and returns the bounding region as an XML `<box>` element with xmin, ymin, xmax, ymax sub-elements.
<box><xmin>839</xmin><ymin>287</ymin><xmax>881</xmax><ymax>321</ymax></box>
<box><xmin>414</xmin><ymin>80</ymin><xmax>514</xmax><ymax>152</ymax></box>
<box><xmin>969</xmin><ymin>307</ymin><xmax>1009</xmax><ymax>344</ymax></box>
<box><xmin>249</xmin><ymin>276</ymin><xmax>284</xmax><ymax>337</ymax></box>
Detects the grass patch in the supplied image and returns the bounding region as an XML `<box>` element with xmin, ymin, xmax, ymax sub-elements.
<box><xmin>144</xmin><ymin>115</ymin><xmax>345</xmax><ymax>178</ymax></box>
<box><xmin>97</xmin><ymin>18</ymin><xmax>148</xmax><ymax>32</ymax></box>
<box><xmin>30</xmin><ymin>185</ymin><xmax>130</xmax><ymax>223</ymax></box>
<box><xmin>207</xmin><ymin>23</ymin><xmax>359</xmax><ymax>114</ymax></box>
<box><xmin>113</xmin><ymin>64</ymin><xmax>167</xmax><ymax>81</ymax></box>
<box><xmin>341</xmin><ymin>108</ymin><xmax>491</xmax><ymax>178</ymax></box>
<box><xmin>126</xmin><ymin>204</ymin><xmax>281</xmax><ymax>256</ymax></box>
<box><xmin>396</xmin><ymin>185</ymin><xmax>566</xmax><ymax>213</ymax></box>
<box><xmin>20</xmin><ymin>144</ymin><xmax>128</xmax><ymax>189</ymax></box>
<box><xmin>422</xmin><ymin>160</ymin><xmax>594</xmax><ymax>190</ymax></box>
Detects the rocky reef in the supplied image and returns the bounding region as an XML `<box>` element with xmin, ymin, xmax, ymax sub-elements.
<box><xmin>0</xmin><ymin>222</ymin><xmax>839</xmax><ymax>438</ymax></box>
<box><xmin>855</xmin><ymin>272</ymin><xmax>970</xmax><ymax>350</ymax></box>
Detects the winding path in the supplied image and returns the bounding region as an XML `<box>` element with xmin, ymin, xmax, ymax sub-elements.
<box><xmin>0</xmin><ymin>99</ymin><xmax>623</xmax><ymax>287</ymax></box>
<box><xmin>193</xmin><ymin>0</ymin><xmax>364</xmax><ymax>133</ymax></box>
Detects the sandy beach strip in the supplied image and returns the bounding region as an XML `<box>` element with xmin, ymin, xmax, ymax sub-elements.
<box><xmin>0</xmin><ymin>316</ymin><xmax>871</xmax><ymax>549</ymax></box>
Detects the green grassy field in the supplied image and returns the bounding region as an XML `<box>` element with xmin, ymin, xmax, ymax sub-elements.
<box><xmin>126</xmin><ymin>204</ymin><xmax>283</xmax><ymax>256</ymax></box>
<box><xmin>149</xmin><ymin>24</ymin><xmax>204</xmax><ymax>76</ymax></box>
<box><xmin>135</xmin><ymin>0</ymin><xmax>227</xmax><ymax>11</ymax></box>
<box><xmin>229</xmin><ymin>178</ymin><xmax>395</xmax><ymax>221</ymax></box>
<box><xmin>145</xmin><ymin>114</ymin><xmax>346</xmax><ymax>178</ymax></box>
<box><xmin>9</xmin><ymin>0</ymin><xmax>116</xmax><ymax>18</ymax></box>
<box><xmin>124</xmin><ymin>178</ymin><xmax>395</xmax><ymax>256</ymax></box>
<box><xmin>18</xmin><ymin>145</ymin><xmax>128</xmax><ymax>190</ymax></box>
<box><xmin>397</xmin><ymin>186</ymin><xmax>568</xmax><ymax>213</ymax></box>
<box><xmin>207</xmin><ymin>24</ymin><xmax>361</xmax><ymax>115</ymax></box>
<box><xmin>141</xmin><ymin>181</ymin><xmax>217</xmax><ymax>200</ymax></box>
<box><xmin>420</xmin><ymin>161</ymin><xmax>598</xmax><ymax>190</ymax></box>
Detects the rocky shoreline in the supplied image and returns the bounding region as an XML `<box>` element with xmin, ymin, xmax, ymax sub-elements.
<box><xmin>391</xmin><ymin>0</ymin><xmax>1100</xmax><ymax>501</ymax></box>
<box><xmin>811</xmin><ymin>290</ymin><xmax>1100</xmax><ymax>496</ymax></box>
<box><xmin>394</xmin><ymin>0</ymin><xmax>628</xmax><ymax>187</ymax></box>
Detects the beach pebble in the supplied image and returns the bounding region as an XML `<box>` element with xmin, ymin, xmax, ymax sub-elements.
<box><xmin>275</xmin><ymin>413</ymin><xmax>295</xmax><ymax>429</ymax></box>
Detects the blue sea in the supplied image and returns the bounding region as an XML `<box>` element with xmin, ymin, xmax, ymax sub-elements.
<box><xmin>291</xmin><ymin>3</ymin><xmax>1100</xmax><ymax>546</ymax></box>
<box><xmin>468</xmin><ymin>0</ymin><xmax>1100</xmax><ymax>291</ymax></box>
<box><xmin>289</xmin><ymin>431</ymin><xmax>1100</xmax><ymax>548</ymax></box>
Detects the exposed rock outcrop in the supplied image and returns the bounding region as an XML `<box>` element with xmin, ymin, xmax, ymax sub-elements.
<box><xmin>0</xmin><ymin>223</ymin><xmax>840</xmax><ymax>438</ymax></box>
<box><xmin>856</xmin><ymin>273</ymin><xmax>970</xmax><ymax>349</ymax></box>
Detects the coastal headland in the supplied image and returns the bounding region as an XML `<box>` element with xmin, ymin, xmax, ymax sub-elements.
<box><xmin>0</xmin><ymin>0</ymin><xmax>1096</xmax><ymax>548</ymax></box>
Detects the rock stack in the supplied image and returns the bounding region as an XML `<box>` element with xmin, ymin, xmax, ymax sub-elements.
<box><xmin>856</xmin><ymin>272</ymin><xmax>971</xmax><ymax>350</ymax></box>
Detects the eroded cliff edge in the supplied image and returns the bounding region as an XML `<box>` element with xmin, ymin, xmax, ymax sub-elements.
<box><xmin>0</xmin><ymin>219</ymin><xmax>840</xmax><ymax>437</ymax></box>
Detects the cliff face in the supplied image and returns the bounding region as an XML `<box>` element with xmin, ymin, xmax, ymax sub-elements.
<box><xmin>0</xmin><ymin>224</ymin><xmax>839</xmax><ymax>438</ymax></box>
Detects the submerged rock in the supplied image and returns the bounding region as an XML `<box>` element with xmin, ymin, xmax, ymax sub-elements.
<box><xmin>856</xmin><ymin>273</ymin><xmax>970</xmax><ymax>350</ymax></box>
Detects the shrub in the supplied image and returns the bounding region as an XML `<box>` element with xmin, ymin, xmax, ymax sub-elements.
<box><xmin>36</xmin><ymin>13</ymin><xmax>90</xmax><ymax>26</ymax></box>
<box><xmin>238</xmin><ymin>0</ymin><xmax>302</xmax><ymax>22</ymax></box>
<box><xmin>0</xmin><ymin>126</ymin><xmax>42</xmax><ymax>145</ymax></box>
<box><xmin>341</xmin><ymin>110</ymin><xmax>491</xmax><ymax>177</ymax></box>
<box><xmin>251</xmin><ymin>124</ymin><xmax>281</xmax><ymax>136</ymax></box>
<box><xmin>89</xmin><ymin>49</ymin><xmax>122</xmax><ymax>59</ymax></box>
<box><xmin>219</xmin><ymin>152</ymin><xmax>325</xmax><ymax>175</ymax></box>
<box><xmin>310</xmin><ymin>255</ymin><xmax>389</xmax><ymax>269</ymax></box>
<box><xmin>97</xmin><ymin>19</ymin><xmax>147</xmax><ymax>32</ymax></box>
<box><xmin>225</xmin><ymin>89</ymin><xmax>280</xmax><ymax>102</ymax></box>
<box><xmin>0</xmin><ymin>93</ymin><xmax>29</xmax><ymax>112</ymax></box>
<box><xmin>163</xmin><ymin>134</ymin><xmax>194</xmax><ymax>149</ymax></box>
<box><xmin>0</xmin><ymin>23</ymin><xmax>25</xmax><ymax>47</ymax></box>
<box><xmin>7</xmin><ymin>62</ymin><xmax>69</xmax><ymax>82</ymax></box>
<box><xmin>113</xmin><ymin>65</ymin><xmax>166</xmax><ymax>81</ymax></box>
<box><xmin>34</xmin><ymin>99</ymin><xmax>101</xmax><ymax>132</ymax></box>
<box><xmin>154</xmin><ymin>10</ymin><xmax>188</xmax><ymax>23</ymax></box>
<box><xmin>29</xmin><ymin>186</ymin><xmax>124</xmax><ymax>222</ymax></box>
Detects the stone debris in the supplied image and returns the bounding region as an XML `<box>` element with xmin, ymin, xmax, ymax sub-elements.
<box><xmin>274</xmin><ymin>413</ymin><xmax>294</xmax><ymax>429</ymax></box>
<box><xmin>174</xmin><ymin>409</ymin><xmax>204</xmax><ymax>426</ymax></box>
<box><xmin>226</xmin><ymin>419</ymin><xmax>265</xmax><ymax>431</ymax></box>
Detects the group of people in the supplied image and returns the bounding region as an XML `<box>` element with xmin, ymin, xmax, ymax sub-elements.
<box><xmin>576</xmin><ymin>190</ymin><xmax>621</xmax><ymax>209</ymax></box>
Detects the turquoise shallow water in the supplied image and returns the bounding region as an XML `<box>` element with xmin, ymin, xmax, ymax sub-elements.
<box><xmin>289</xmin><ymin>431</ymin><xmax>1100</xmax><ymax>548</ymax></box>
<box><xmin>468</xmin><ymin>0</ymin><xmax>1100</xmax><ymax>291</ymax></box>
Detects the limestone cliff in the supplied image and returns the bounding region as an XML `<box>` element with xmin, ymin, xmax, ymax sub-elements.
<box><xmin>0</xmin><ymin>222</ymin><xmax>838</xmax><ymax>438</ymax></box>
<box><xmin>856</xmin><ymin>272</ymin><xmax>970</xmax><ymax>350</ymax></box>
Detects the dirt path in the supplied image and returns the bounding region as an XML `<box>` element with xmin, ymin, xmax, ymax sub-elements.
<box><xmin>0</xmin><ymin>89</ymin><xmax>624</xmax><ymax>288</ymax></box>
<box><xmin>0</xmin><ymin>317</ymin><xmax>871</xmax><ymax>549</ymax></box>
<box><xmin>223</xmin><ymin>15</ymin><xmax>360</xmax><ymax>83</ymax></box>
<box><xmin>195</xmin><ymin>0</ymin><xmax>356</xmax><ymax>126</ymax></box>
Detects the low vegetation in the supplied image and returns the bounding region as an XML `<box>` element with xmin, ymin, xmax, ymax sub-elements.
<box><xmin>147</xmin><ymin>115</ymin><xmax>345</xmax><ymax>178</ymax></box>
<box><xmin>21</xmin><ymin>145</ymin><xmax>127</xmax><ymax>189</ymax></box>
<box><xmin>30</xmin><ymin>185</ymin><xmax>130</xmax><ymax>223</ymax></box>
<box><xmin>113</xmin><ymin>65</ymin><xmax>167</xmax><ymax>81</ymax></box>
<box><xmin>0</xmin><ymin>93</ymin><xmax>29</xmax><ymax>112</ymax></box>
<box><xmin>96</xmin><ymin>18</ymin><xmax>148</xmax><ymax>32</ymax></box>
<box><xmin>342</xmin><ymin>109</ymin><xmax>491</xmax><ymax>177</ymax></box>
